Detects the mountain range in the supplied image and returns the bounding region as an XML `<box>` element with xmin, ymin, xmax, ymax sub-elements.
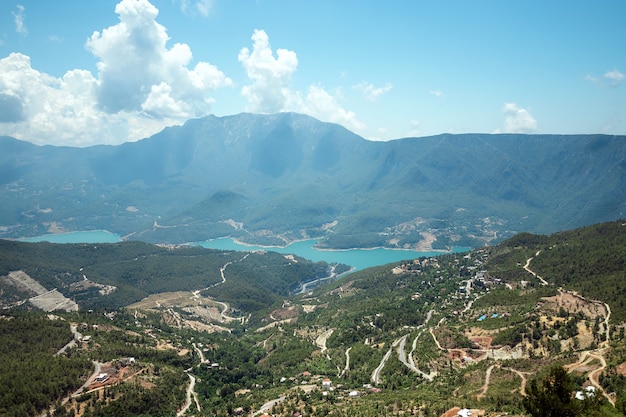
<box><xmin>1</xmin><ymin>112</ymin><xmax>625</xmax><ymax>249</ymax></box>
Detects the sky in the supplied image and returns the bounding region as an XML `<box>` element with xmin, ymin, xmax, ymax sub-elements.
<box><xmin>0</xmin><ymin>0</ymin><xmax>625</xmax><ymax>147</ymax></box>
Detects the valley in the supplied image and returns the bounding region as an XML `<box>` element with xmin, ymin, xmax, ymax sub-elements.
<box><xmin>2</xmin><ymin>113</ymin><xmax>625</xmax><ymax>251</ymax></box>
<box><xmin>1</xmin><ymin>220</ymin><xmax>625</xmax><ymax>416</ymax></box>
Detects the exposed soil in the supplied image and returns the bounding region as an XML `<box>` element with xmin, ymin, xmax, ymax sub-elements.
<box><xmin>270</xmin><ymin>306</ymin><xmax>300</xmax><ymax>320</ymax></box>
<box><xmin>541</xmin><ymin>291</ymin><xmax>606</xmax><ymax>320</ymax></box>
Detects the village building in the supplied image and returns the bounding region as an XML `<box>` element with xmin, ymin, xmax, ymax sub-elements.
<box><xmin>95</xmin><ymin>373</ymin><xmax>109</xmax><ymax>383</ymax></box>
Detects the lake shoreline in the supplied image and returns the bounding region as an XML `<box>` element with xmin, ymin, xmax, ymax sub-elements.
<box><xmin>16</xmin><ymin>230</ymin><xmax>470</xmax><ymax>272</ymax></box>
<box><xmin>192</xmin><ymin>235</ymin><xmax>456</xmax><ymax>254</ymax></box>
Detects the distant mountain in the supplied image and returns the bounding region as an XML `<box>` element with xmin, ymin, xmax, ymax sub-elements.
<box><xmin>1</xmin><ymin>113</ymin><xmax>625</xmax><ymax>249</ymax></box>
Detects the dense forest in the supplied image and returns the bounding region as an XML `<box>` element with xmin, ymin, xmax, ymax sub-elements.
<box><xmin>0</xmin><ymin>313</ymin><xmax>92</xmax><ymax>416</ymax></box>
<box><xmin>0</xmin><ymin>239</ymin><xmax>341</xmax><ymax>312</ymax></box>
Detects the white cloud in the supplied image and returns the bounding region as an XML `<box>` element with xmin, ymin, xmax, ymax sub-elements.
<box><xmin>586</xmin><ymin>68</ymin><xmax>624</xmax><ymax>88</ymax></box>
<box><xmin>12</xmin><ymin>5</ymin><xmax>27</xmax><ymax>35</ymax></box>
<box><xmin>238</xmin><ymin>30</ymin><xmax>364</xmax><ymax>133</ymax></box>
<box><xmin>86</xmin><ymin>0</ymin><xmax>230</xmax><ymax>115</ymax></box>
<box><xmin>0</xmin><ymin>53</ymin><xmax>159</xmax><ymax>146</ymax></box>
<box><xmin>141</xmin><ymin>82</ymin><xmax>191</xmax><ymax>118</ymax></box>
<box><xmin>354</xmin><ymin>82</ymin><xmax>392</xmax><ymax>101</ymax></box>
<box><xmin>0</xmin><ymin>0</ymin><xmax>231</xmax><ymax>146</ymax></box>
<box><xmin>47</xmin><ymin>35</ymin><xmax>63</xmax><ymax>43</ymax></box>
<box><xmin>584</xmin><ymin>74</ymin><xmax>599</xmax><ymax>83</ymax></box>
<box><xmin>293</xmin><ymin>85</ymin><xmax>364</xmax><ymax>132</ymax></box>
<box><xmin>180</xmin><ymin>0</ymin><xmax>214</xmax><ymax>17</ymax></box>
<box><xmin>238</xmin><ymin>29</ymin><xmax>298</xmax><ymax>113</ymax></box>
<box><xmin>406</xmin><ymin>120</ymin><xmax>423</xmax><ymax>137</ymax></box>
<box><xmin>501</xmin><ymin>102</ymin><xmax>537</xmax><ymax>133</ymax></box>
<box><xmin>430</xmin><ymin>89</ymin><xmax>444</xmax><ymax>98</ymax></box>
<box><xmin>604</xmin><ymin>68</ymin><xmax>624</xmax><ymax>86</ymax></box>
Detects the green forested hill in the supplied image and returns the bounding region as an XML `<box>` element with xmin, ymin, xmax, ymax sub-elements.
<box><xmin>485</xmin><ymin>220</ymin><xmax>626</xmax><ymax>320</ymax></box>
<box><xmin>0</xmin><ymin>239</ymin><xmax>338</xmax><ymax>311</ymax></box>
<box><xmin>1</xmin><ymin>221</ymin><xmax>626</xmax><ymax>416</ymax></box>
<box><xmin>0</xmin><ymin>313</ymin><xmax>92</xmax><ymax>416</ymax></box>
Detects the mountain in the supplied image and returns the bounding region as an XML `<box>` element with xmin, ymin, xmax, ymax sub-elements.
<box><xmin>1</xmin><ymin>112</ymin><xmax>625</xmax><ymax>249</ymax></box>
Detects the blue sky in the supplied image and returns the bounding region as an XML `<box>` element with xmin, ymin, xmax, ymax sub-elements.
<box><xmin>0</xmin><ymin>0</ymin><xmax>624</xmax><ymax>146</ymax></box>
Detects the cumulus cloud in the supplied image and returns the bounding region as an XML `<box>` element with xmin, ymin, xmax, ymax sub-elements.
<box><xmin>238</xmin><ymin>29</ymin><xmax>298</xmax><ymax>113</ymax></box>
<box><xmin>238</xmin><ymin>30</ymin><xmax>364</xmax><ymax>132</ymax></box>
<box><xmin>354</xmin><ymin>82</ymin><xmax>392</xmax><ymax>101</ymax></box>
<box><xmin>0</xmin><ymin>53</ymin><xmax>146</xmax><ymax>146</ymax></box>
<box><xmin>293</xmin><ymin>85</ymin><xmax>364</xmax><ymax>132</ymax></box>
<box><xmin>0</xmin><ymin>0</ymin><xmax>231</xmax><ymax>146</ymax></box>
<box><xmin>86</xmin><ymin>0</ymin><xmax>230</xmax><ymax>115</ymax></box>
<box><xmin>0</xmin><ymin>93</ymin><xmax>24</xmax><ymax>122</ymax></box>
<box><xmin>501</xmin><ymin>103</ymin><xmax>537</xmax><ymax>133</ymax></box>
<box><xmin>12</xmin><ymin>5</ymin><xmax>27</xmax><ymax>35</ymax></box>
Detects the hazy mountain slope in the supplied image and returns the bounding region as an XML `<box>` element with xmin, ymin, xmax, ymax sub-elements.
<box><xmin>1</xmin><ymin>113</ymin><xmax>624</xmax><ymax>248</ymax></box>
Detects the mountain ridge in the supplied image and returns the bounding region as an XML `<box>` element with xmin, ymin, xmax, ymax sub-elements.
<box><xmin>1</xmin><ymin>112</ymin><xmax>625</xmax><ymax>248</ymax></box>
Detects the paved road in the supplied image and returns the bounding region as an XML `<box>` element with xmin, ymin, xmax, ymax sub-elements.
<box><xmin>55</xmin><ymin>323</ymin><xmax>82</xmax><ymax>356</ymax></box>
<box><xmin>71</xmin><ymin>361</ymin><xmax>102</xmax><ymax>397</ymax></box>
<box><xmin>371</xmin><ymin>343</ymin><xmax>395</xmax><ymax>385</ymax></box>
<box><xmin>296</xmin><ymin>265</ymin><xmax>338</xmax><ymax>294</ymax></box>
<box><xmin>372</xmin><ymin>310</ymin><xmax>435</xmax><ymax>385</ymax></box>
<box><xmin>253</xmin><ymin>396</ymin><xmax>285</xmax><ymax>416</ymax></box>
<box><xmin>341</xmin><ymin>347</ymin><xmax>352</xmax><ymax>376</ymax></box>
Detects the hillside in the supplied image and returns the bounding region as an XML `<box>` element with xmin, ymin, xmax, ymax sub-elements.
<box><xmin>1</xmin><ymin>220</ymin><xmax>625</xmax><ymax>416</ymax></box>
<box><xmin>1</xmin><ymin>113</ymin><xmax>625</xmax><ymax>249</ymax></box>
<box><xmin>0</xmin><ymin>239</ymin><xmax>341</xmax><ymax>312</ymax></box>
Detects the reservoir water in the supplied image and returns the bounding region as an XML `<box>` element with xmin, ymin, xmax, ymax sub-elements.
<box><xmin>194</xmin><ymin>238</ymin><xmax>466</xmax><ymax>271</ymax></box>
<box><xmin>18</xmin><ymin>230</ymin><xmax>122</xmax><ymax>244</ymax></box>
<box><xmin>19</xmin><ymin>231</ymin><xmax>468</xmax><ymax>271</ymax></box>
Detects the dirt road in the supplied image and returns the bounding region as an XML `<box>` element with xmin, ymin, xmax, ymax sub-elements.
<box><xmin>341</xmin><ymin>347</ymin><xmax>352</xmax><ymax>376</ymax></box>
<box><xmin>523</xmin><ymin>251</ymin><xmax>548</xmax><ymax>286</ymax></box>
<box><xmin>315</xmin><ymin>329</ymin><xmax>334</xmax><ymax>358</ymax></box>
<box><xmin>502</xmin><ymin>367</ymin><xmax>528</xmax><ymax>396</ymax></box>
<box><xmin>476</xmin><ymin>364</ymin><xmax>497</xmax><ymax>400</ymax></box>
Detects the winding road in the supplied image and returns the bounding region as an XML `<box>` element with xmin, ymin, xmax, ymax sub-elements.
<box><xmin>565</xmin><ymin>349</ymin><xmax>614</xmax><ymax>406</ymax></box>
<box><xmin>341</xmin><ymin>347</ymin><xmax>352</xmax><ymax>376</ymax></box>
<box><xmin>296</xmin><ymin>265</ymin><xmax>338</xmax><ymax>294</ymax></box>
<box><xmin>371</xmin><ymin>311</ymin><xmax>435</xmax><ymax>384</ymax></box>
<box><xmin>502</xmin><ymin>367</ymin><xmax>529</xmax><ymax>396</ymax></box>
<box><xmin>253</xmin><ymin>396</ymin><xmax>286</xmax><ymax>416</ymax></box>
<box><xmin>523</xmin><ymin>251</ymin><xmax>548</xmax><ymax>286</ymax></box>
<box><xmin>476</xmin><ymin>364</ymin><xmax>497</xmax><ymax>400</ymax></box>
<box><xmin>177</xmin><ymin>373</ymin><xmax>200</xmax><ymax>416</ymax></box>
<box><xmin>315</xmin><ymin>329</ymin><xmax>334</xmax><ymax>359</ymax></box>
<box><xmin>371</xmin><ymin>341</ymin><xmax>396</xmax><ymax>385</ymax></box>
<box><xmin>55</xmin><ymin>323</ymin><xmax>82</xmax><ymax>357</ymax></box>
<box><xmin>177</xmin><ymin>343</ymin><xmax>206</xmax><ymax>416</ymax></box>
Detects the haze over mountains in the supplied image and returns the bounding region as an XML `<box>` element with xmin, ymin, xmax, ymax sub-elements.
<box><xmin>1</xmin><ymin>112</ymin><xmax>625</xmax><ymax>249</ymax></box>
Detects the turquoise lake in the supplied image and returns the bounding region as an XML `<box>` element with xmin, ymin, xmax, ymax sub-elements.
<box><xmin>20</xmin><ymin>231</ymin><xmax>468</xmax><ymax>271</ymax></box>
<box><xmin>194</xmin><ymin>238</ymin><xmax>467</xmax><ymax>271</ymax></box>
<box><xmin>18</xmin><ymin>230</ymin><xmax>122</xmax><ymax>244</ymax></box>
